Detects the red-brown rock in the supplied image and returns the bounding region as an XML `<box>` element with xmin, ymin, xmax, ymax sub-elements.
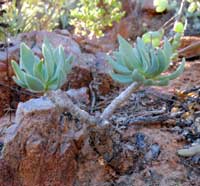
<box><xmin>1</xmin><ymin>97</ymin><xmax>83</xmax><ymax>186</ymax></box>
<box><xmin>0</xmin><ymin>160</ymin><xmax>16</xmax><ymax>186</ymax></box>
<box><xmin>179</xmin><ymin>36</ymin><xmax>200</xmax><ymax>58</ymax></box>
<box><xmin>0</xmin><ymin>62</ymin><xmax>6</xmax><ymax>72</ymax></box>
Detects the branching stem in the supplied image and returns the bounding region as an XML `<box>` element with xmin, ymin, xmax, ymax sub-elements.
<box><xmin>47</xmin><ymin>90</ymin><xmax>97</xmax><ymax>126</ymax></box>
<box><xmin>101</xmin><ymin>82</ymin><xmax>141</xmax><ymax>120</ymax></box>
<box><xmin>161</xmin><ymin>0</ymin><xmax>186</xmax><ymax>30</ymax></box>
<box><xmin>176</xmin><ymin>0</ymin><xmax>186</xmax><ymax>22</ymax></box>
<box><xmin>48</xmin><ymin>82</ymin><xmax>141</xmax><ymax>127</ymax></box>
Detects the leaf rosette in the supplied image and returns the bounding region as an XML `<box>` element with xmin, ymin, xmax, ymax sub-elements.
<box><xmin>108</xmin><ymin>36</ymin><xmax>185</xmax><ymax>86</ymax></box>
<box><xmin>11</xmin><ymin>40</ymin><xmax>73</xmax><ymax>93</ymax></box>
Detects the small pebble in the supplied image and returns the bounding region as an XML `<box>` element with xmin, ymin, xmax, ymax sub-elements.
<box><xmin>0</xmin><ymin>141</ymin><xmax>4</xmax><ymax>153</ymax></box>
<box><xmin>191</xmin><ymin>154</ymin><xmax>200</xmax><ymax>164</ymax></box>
<box><xmin>145</xmin><ymin>144</ymin><xmax>160</xmax><ymax>161</ymax></box>
<box><xmin>136</xmin><ymin>133</ymin><xmax>146</xmax><ymax>149</ymax></box>
<box><xmin>177</xmin><ymin>119</ymin><xmax>193</xmax><ymax>127</ymax></box>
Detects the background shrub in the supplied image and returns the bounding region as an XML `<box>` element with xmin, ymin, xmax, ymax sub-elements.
<box><xmin>70</xmin><ymin>0</ymin><xmax>125</xmax><ymax>37</ymax></box>
<box><xmin>0</xmin><ymin>0</ymin><xmax>77</xmax><ymax>40</ymax></box>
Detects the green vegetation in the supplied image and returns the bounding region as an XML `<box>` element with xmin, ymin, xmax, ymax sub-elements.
<box><xmin>11</xmin><ymin>34</ymin><xmax>185</xmax><ymax>93</ymax></box>
<box><xmin>173</xmin><ymin>21</ymin><xmax>185</xmax><ymax>33</ymax></box>
<box><xmin>187</xmin><ymin>0</ymin><xmax>200</xmax><ymax>13</ymax></box>
<box><xmin>154</xmin><ymin>0</ymin><xmax>200</xmax><ymax>13</ymax></box>
<box><xmin>11</xmin><ymin>40</ymin><xmax>73</xmax><ymax>93</ymax></box>
<box><xmin>9</xmin><ymin>0</ymin><xmax>188</xmax><ymax>93</ymax></box>
<box><xmin>0</xmin><ymin>0</ymin><xmax>75</xmax><ymax>39</ymax></box>
<box><xmin>142</xmin><ymin>29</ymin><xmax>164</xmax><ymax>47</ymax></box>
<box><xmin>70</xmin><ymin>0</ymin><xmax>125</xmax><ymax>37</ymax></box>
<box><xmin>108</xmin><ymin>36</ymin><xmax>185</xmax><ymax>86</ymax></box>
<box><xmin>154</xmin><ymin>0</ymin><xmax>169</xmax><ymax>13</ymax></box>
<box><xmin>0</xmin><ymin>0</ymin><xmax>124</xmax><ymax>39</ymax></box>
<box><xmin>143</xmin><ymin>0</ymin><xmax>186</xmax><ymax>57</ymax></box>
<box><xmin>153</xmin><ymin>0</ymin><xmax>200</xmax><ymax>34</ymax></box>
<box><xmin>186</xmin><ymin>0</ymin><xmax>200</xmax><ymax>32</ymax></box>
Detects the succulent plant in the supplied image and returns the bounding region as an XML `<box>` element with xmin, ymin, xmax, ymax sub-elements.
<box><xmin>11</xmin><ymin>39</ymin><xmax>73</xmax><ymax>93</ymax></box>
<box><xmin>108</xmin><ymin>35</ymin><xmax>185</xmax><ymax>86</ymax></box>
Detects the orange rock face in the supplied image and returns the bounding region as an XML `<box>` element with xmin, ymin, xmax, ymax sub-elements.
<box><xmin>179</xmin><ymin>36</ymin><xmax>200</xmax><ymax>59</ymax></box>
<box><xmin>1</xmin><ymin>98</ymin><xmax>82</xmax><ymax>186</ymax></box>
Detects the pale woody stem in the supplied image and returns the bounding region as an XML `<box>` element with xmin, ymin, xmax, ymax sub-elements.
<box><xmin>100</xmin><ymin>82</ymin><xmax>141</xmax><ymax>120</ymax></box>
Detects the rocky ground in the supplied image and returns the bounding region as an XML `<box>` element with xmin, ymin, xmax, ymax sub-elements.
<box><xmin>0</xmin><ymin>1</ymin><xmax>200</xmax><ymax>185</ymax></box>
<box><xmin>0</xmin><ymin>58</ymin><xmax>199</xmax><ymax>186</ymax></box>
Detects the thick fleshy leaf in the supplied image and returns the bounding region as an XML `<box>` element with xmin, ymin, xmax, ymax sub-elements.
<box><xmin>58</xmin><ymin>46</ymin><xmax>65</xmax><ymax>63</ymax></box>
<box><xmin>143</xmin><ymin>78</ymin><xmax>169</xmax><ymax>86</ymax></box>
<box><xmin>54</xmin><ymin>59</ymin><xmax>67</xmax><ymax>87</ymax></box>
<box><xmin>42</xmin><ymin>43</ymin><xmax>55</xmax><ymax>81</ymax></box>
<box><xmin>46</xmin><ymin>76</ymin><xmax>59</xmax><ymax>90</ymax></box>
<box><xmin>108</xmin><ymin>35</ymin><xmax>184</xmax><ymax>87</ymax></box>
<box><xmin>132</xmin><ymin>48</ymin><xmax>144</xmax><ymax>72</ymax></box>
<box><xmin>118</xmin><ymin>35</ymin><xmax>135</xmax><ymax>70</ymax></box>
<box><xmin>12</xmin><ymin>39</ymin><xmax>73</xmax><ymax>93</ymax></box>
<box><xmin>113</xmin><ymin>51</ymin><xmax>126</xmax><ymax>66</ymax></box>
<box><xmin>157</xmin><ymin>48</ymin><xmax>168</xmax><ymax>73</ymax></box>
<box><xmin>54</xmin><ymin>47</ymin><xmax>65</xmax><ymax>70</ymax></box>
<box><xmin>11</xmin><ymin>60</ymin><xmax>26</xmax><ymax>82</ymax></box>
<box><xmin>33</xmin><ymin>61</ymin><xmax>45</xmax><ymax>82</ymax></box>
<box><xmin>158</xmin><ymin>49</ymin><xmax>171</xmax><ymax>72</ymax></box>
<box><xmin>107</xmin><ymin>56</ymin><xmax>132</xmax><ymax>75</ymax></box>
<box><xmin>143</xmin><ymin>79</ymin><xmax>154</xmax><ymax>86</ymax></box>
<box><xmin>146</xmin><ymin>49</ymin><xmax>160</xmax><ymax>78</ymax></box>
<box><xmin>58</xmin><ymin>69</ymin><xmax>66</xmax><ymax>87</ymax></box>
<box><xmin>131</xmin><ymin>69</ymin><xmax>145</xmax><ymax>82</ymax></box>
<box><xmin>12</xmin><ymin>76</ymin><xmax>27</xmax><ymax>88</ymax></box>
<box><xmin>58</xmin><ymin>46</ymin><xmax>72</xmax><ymax>74</ymax></box>
<box><xmin>163</xmin><ymin>37</ymin><xmax>173</xmax><ymax>59</ymax></box>
<box><xmin>34</xmin><ymin>55</ymin><xmax>40</xmax><ymax>64</ymax></box>
<box><xmin>44</xmin><ymin>38</ymin><xmax>54</xmax><ymax>53</ymax></box>
<box><xmin>110</xmin><ymin>72</ymin><xmax>133</xmax><ymax>84</ymax></box>
<box><xmin>20</xmin><ymin>43</ymin><xmax>35</xmax><ymax>75</ymax></box>
<box><xmin>24</xmin><ymin>73</ymin><xmax>44</xmax><ymax>92</ymax></box>
<box><xmin>153</xmin><ymin>78</ymin><xmax>169</xmax><ymax>86</ymax></box>
<box><xmin>156</xmin><ymin>58</ymin><xmax>185</xmax><ymax>80</ymax></box>
<box><xmin>136</xmin><ymin>38</ymin><xmax>151</xmax><ymax>72</ymax></box>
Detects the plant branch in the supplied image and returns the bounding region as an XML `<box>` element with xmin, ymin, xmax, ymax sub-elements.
<box><xmin>176</xmin><ymin>0</ymin><xmax>186</xmax><ymax>22</ymax></box>
<box><xmin>101</xmin><ymin>82</ymin><xmax>141</xmax><ymax>120</ymax></box>
<box><xmin>161</xmin><ymin>15</ymin><xmax>176</xmax><ymax>30</ymax></box>
<box><xmin>161</xmin><ymin>0</ymin><xmax>186</xmax><ymax>30</ymax></box>
<box><xmin>127</xmin><ymin>111</ymin><xmax>183</xmax><ymax>125</ymax></box>
<box><xmin>47</xmin><ymin>90</ymin><xmax>97</xmax><ymax>127</ymax></box>
<box><xmin>48</xmin><ymin>82</ymin><xmax>141</xmax><ymax>127</ymax></box>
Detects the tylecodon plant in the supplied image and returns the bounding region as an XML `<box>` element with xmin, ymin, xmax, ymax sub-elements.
<box><xmin>108</xmin><ymin>35</ymin><xmax>185</xmax><ymax>87</ymax></box>
<box><xmin>99</xmin><ymin>35</ymin><xmax>185</xmax><ymax>120</ymax></box>
<box><xmin>11</xmin><ymin>39</ymin><xmax>73</xmax><ymax>93</ymax></box>
<box><xmin>11</xmin><ymin>35</ymin><xmax>188</xmax><ymax>157</ymax></box>
<box><xmin>11</xmin><ymin>36</ymin><xmax>185</xmax><ymax>122</ymax></box>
